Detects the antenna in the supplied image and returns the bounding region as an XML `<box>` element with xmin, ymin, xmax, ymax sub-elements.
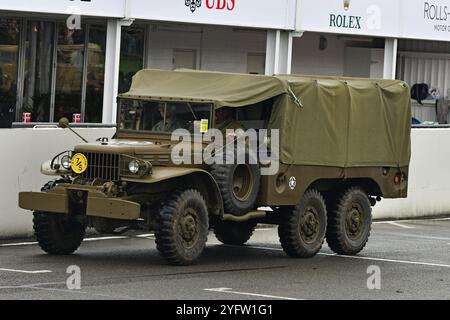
<box><xmin>58</xmin><ymin>117</ymin><xmax>88</xmax><ymax>143</ymax></box>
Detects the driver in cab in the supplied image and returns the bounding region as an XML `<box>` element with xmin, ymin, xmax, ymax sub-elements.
<box><xmin>152</xmin><ymin>103</ymin><xmax>186</xmax><ymax>132</ymax></box>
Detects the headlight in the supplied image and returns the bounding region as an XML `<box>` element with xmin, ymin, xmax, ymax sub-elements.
<box><xmin>128</xmin><ymin>160</ymin><xmax>140</xmax><ymax>174</ymax></box>
<box><xmin>61</xmin><ymin>155</ymin><xmax>72</xmax><ymax>170</ymax></box>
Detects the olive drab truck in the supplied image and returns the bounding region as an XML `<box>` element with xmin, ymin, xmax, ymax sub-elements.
<box><xmin>18</xmin><ymin>69</ymin><xmax>411</xmax><ymax>265</ymax></box>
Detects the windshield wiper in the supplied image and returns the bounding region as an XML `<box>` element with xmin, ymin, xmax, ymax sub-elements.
<box><xmin>187</xmin><ymin>102</ymin><xmax>198</xmax><ymax>120</ymax></box>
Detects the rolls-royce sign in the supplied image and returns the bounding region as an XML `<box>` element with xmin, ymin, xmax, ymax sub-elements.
<box><xmin>298</xmin><ymin>0</ymin><xmax>450</xmax><ymax>41</ymax></box>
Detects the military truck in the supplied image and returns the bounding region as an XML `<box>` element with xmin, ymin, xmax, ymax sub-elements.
<box><xmin>19</xmin><ymin>69</ymin><xmax>411</xmax><ymax>265</ymax></box>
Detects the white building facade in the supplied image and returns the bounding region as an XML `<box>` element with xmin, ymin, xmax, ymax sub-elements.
<box><xmin>2</xmin><ymin>1</ymin><xmax>450</xmax><ymax>237</ymax></box>
<box><xmin>1</xmin><ymin>0</ymin><xmax>450</xmax><ymax>125</ymax></box>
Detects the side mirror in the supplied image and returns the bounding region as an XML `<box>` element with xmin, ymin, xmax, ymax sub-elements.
<box><xmin>58</xmin><ymin>117</ymin><xmax>70</xmax><ymax>129</ymax></box>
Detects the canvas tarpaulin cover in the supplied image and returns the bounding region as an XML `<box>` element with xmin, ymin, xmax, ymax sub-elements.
<box><xmin>120</xmin><ymin>69</ymin><xmax>291</xmax><ymax>108</ymax></box>
<box><xmin>271</xmin><ymin>75</ymin><xmax>411</xmax><ymax>167</ymax></box>
<box><xmin>121</xmin><ymin>70</ymin><xmax>411</xmax><ymax>168</ymax></box>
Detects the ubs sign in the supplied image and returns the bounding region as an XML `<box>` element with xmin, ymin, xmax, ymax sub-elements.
<box><xmin>185</xmin><ymin>0</ymin><xmax>236</xmax><ymax>13</ymax></box>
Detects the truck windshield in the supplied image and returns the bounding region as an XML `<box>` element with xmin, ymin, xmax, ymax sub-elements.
<box><xmin>118</xmin><ymin>99</ymin><xmax>212</xmax><ymax>134</ymax></box>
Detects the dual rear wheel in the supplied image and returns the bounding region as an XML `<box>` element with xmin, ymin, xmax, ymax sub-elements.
<box><xmin>278</xmin><ymin>187</ymin><xmax>372</xmax><ymax>258</ymax></box>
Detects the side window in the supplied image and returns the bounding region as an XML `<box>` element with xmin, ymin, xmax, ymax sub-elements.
<box><xmin>235</xmin><ymin>98</ymin><xmax>274</xmax><ymax>130</ymax></box>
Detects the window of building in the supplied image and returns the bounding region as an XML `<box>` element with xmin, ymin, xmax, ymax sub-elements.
<box><xmin>85</xmin><ymin>25</ymin><xmax>106</xmax><ymax>123</ymax></box>
<box><xmin>54</xmin><ymin>24</ymin><xmax>86</xmax><ymax>122</ymax></box>
<box><xmin>119</xmin><ymin>26</ymin><xmax>145</xmax><ymax>94</ymax></box>
<box><xmin>0</xmin><ymin>19</ymin><xmax>20</xmax><ymax>128</ymax></box>
<box><xmin>2</xmin><ymin>19</ymin><xmax>108</xmax><ymax>125</ymax></box>
<box><xmin>22</xmin><ymin>21</ymin><xmax>54</xmax><ymax>122</ymax></box>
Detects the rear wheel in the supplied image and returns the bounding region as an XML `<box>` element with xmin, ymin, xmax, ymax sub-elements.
<box><xmin>326</xmin><ymin>187</ymin><xmax>372</xmax><ymax>255</ymax></box>
<box><xmin>214</xmin><ymin>220</ymin><xmax>257</xmax><ymax>246</ymax></box>
<box><xmin>278</xmin><ymin>189</ymin><xmax>327</xmax><ymax>258</ymax></box>
<box><xmin>155</xmin><ymin>189</ymin><xmax>209</xmax><ymax>265</ymax></box>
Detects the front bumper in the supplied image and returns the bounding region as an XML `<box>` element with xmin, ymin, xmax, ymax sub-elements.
<box><xmin>19</xmin><ymin>187</ymin><xmax>140</xmax><ymax>220</ymax></box>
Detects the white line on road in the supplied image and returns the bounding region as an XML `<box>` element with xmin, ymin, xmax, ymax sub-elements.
<box><xmin>0</xmin><ymin>235</ymin><xmax>146</xmax><ymax>247</ymax></box>
<box><xmin>373</xmin><ymin>217</ymin><xmax>450</xmax><ymax>224</ymax></box>
<box><xmin>0</xmin><ymin>282</ymin><xmax>136</xmax><ymax>299</ymax></box>
<box><xmin>135</xmin><ymin>234</ymin><xmax>155</xmax><ymax>238</ymax></box>
<box><xmin>245</xmin><ymin>246</ymin><xmax>450</xmax><ymax>268</ymax></box>
<box><xmin>0</xmin><ymin>242</ymin><xmax>38</xmax><ymax>247</ymax></box>
<box><xmin>0</xmin><ymin>268</ymin><xmax>52</xmax><ymax>274</ymax></box>
<box><xmin>385</xmin><ymin>222</ymin><xmax>414</xmax><ymax>229</ymax></box>
<box><xmin>382</xmin><ymin>233</ymin><xmax>450</xmax><ymax>241</ymax></box>
<box><xmin>83</xmin><ymin>236</ymin><xmax>129</xmax><ymax>242</ymax></box>
<box><xmin>204</xmin><ymin>288</ymin><xmax>301</xmax><ymax>300</ymax></box>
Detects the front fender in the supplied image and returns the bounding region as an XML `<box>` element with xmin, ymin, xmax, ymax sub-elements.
<box><xmin>123</xmin><ymin>167</ymin><xmax>224</xmax><ymax>218</ymax></box>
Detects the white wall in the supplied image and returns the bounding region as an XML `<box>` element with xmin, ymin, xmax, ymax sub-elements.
<box><xmin>1</xmin><ymin>127</ymin><xmax>449</xmax><ymax>239</ymax></box>
<box><xmin>0</xmin><ymin>128</ymin><xmax>115</xmax><ymax>239</ymax></box>
<box><xmin>291</xmin><ymin>33</ymin><xmax>346</xmax><ymax>76</ymax></box>
<box><xmin>146</xmin><ymin>25</ymin><xmax>267</xmax><ymax>73</ymax></box>
<box><xmin>373</xmin><ymin>128</ymin><xmax>450</xmax><ymax>219</ymax></box>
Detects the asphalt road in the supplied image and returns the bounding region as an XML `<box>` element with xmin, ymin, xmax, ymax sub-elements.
<box><xmin>0</xmin><ymin>218</ymin><xmax>449</xmax><ymax>300</ymax></box>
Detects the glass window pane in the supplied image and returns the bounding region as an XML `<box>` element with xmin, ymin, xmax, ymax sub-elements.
<box><xmin>0</xmin><ymin>19</ymin><xmax>20</xmax><ymax>127</ymax></box>
<box><xmin>119</xmin><ymin>26</ymin><xmax>144</xmax><ymax>94</ymax></box>
<box><xmin>54</xmin><ymin>25</ymin><xmax>85</xmax><ymax>122</ymax></box>
<box><xmin>22</xmin><ymin>21</ymin><xmax>54</xmax><ymax>122</ymax></box>
<box><xmin>85</xmin><ymin>25</ymin><xmax>106</xmax><ymax>123</ymax></box>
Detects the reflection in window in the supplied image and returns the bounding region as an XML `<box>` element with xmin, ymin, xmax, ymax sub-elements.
<box><xmin>119</xmin><ymin>27</ymin><xmax>145</xmax><ymax>94</ymax></box>
<box><xmin>85</xmin><ymin>25</ymin><xmax>106</xmax><ymax>123</ymax></box>
<box><xmin>0</xmin><ymin>19</ymin><xmax>19</xmax><ymax>128</ymax></box>
<box><xmin>54</xmin><ymin>25</ymin><xmax>85</xmax><ymax>122</ymax></box>
<box><xmin>23</xmin><ymin>21</ymin><xmax>54</xmax><ymax>122</ymax></box>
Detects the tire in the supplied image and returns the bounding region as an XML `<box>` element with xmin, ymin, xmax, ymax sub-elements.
<box><xmin>91</xmin><ymin>217</ymin><xmax>118</xmax><ymax>234</ymax></box>
<box><xmin>278</xmin><ymin>189</ymin><xmax>327</xmax><ymax>258</ymax></box>
<box><xmin>326</xmin><ymin>187</ymin><xmax>372</xmax><ymax>255</ymax></box>
<box><xmin>214</xmin><ymin>220</ymin><xmax>257</xmax><ymax>245</ymax></box>
<box><xmin>33</xmin><ymin>178</ymin><xmax>85</xmax><ymax>255</ymax></box>
<box><xmin>210</xmin><ymin>150</ymin><xmax>261</xmax><ymax>216</ymax></box>
<box><xmin>155</xmin><ymin>189</ymin><xmax>209</xmax><ymax>266</ymax></box>
<box><xmin>33</xmin><ymin>212</ymin><xmax>86</xmax><ymax>255</ymax></box>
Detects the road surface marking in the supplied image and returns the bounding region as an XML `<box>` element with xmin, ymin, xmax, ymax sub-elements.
<box><xmin>1</xmin><ymin>235</ymin><xmax>137</xmax><ymax>247</ymax></box>
<box><xmin>385</xmin><ymin>222</ymin><xmax>414</xmax><ymax>229</ymax></box>
<box><xmin>373</xmin><ymin>217</ymin><xmax>450</xmax><ymax>224</ymax></box>
<box><xmin>0</xmin><ymin>268</ymin><xmax>52</xmax><ymax>274</ymax></box>
<box><xmin>0</xmin><ymin>282</ymin><xmax>136</xmax><ymax>299</ymax></box>
<box><xmin>254</xmin><ymin>228</ymin><xmax>274</xmax><ymax>231</ymax></box>
<box><xmin>245</xmin><ymin>246</ymin><xmax>450</xmax><ymax>268</ymax></box>
<box><xmin>83</xmin><ymin>236</ymin><xmax>129</xmax><ymax>241</ymax></box>
<box><xmin>204</xmin><ymin>288</ymin><xmax>301</xmax><ymax>300</ymax></box>
<box><xmin>382</xmin><ymin>233</ymin><xmax>450</xmax><ymax>241</ymax></box>
<box><xmin>135</xmin><ymin>234</ymin><xmax>155</xmax><ymax>238</ymax></box>
<box><xmin>0</xmin><ymin>242</ymin><xmax>38</xmax><ymax>247</ymax></box>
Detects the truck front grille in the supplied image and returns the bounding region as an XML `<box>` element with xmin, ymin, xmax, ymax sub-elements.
<box><xmin>79</xmin><ymin>152</ymin><xmax>120</xmax><ymax>181</ymax></box>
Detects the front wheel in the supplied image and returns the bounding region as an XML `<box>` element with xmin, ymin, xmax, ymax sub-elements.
<box><xmin>326</xmin><ymin>187</ymin><xmax>372</xmax><ymax>255</ymax></box>
<box><xmin>278</xmin><ymin>189</ymin><xmax>327</xmax><ymax>258</ymax></box>
<box><xmin>33</xmin><ymin>212</ymin><xmax>86</xmax><ymax>255</ymax></box>
<box><xmin>155</xmin><ymin>189</ymin><xmax>209</xmax><ymax>266</ymax></box>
